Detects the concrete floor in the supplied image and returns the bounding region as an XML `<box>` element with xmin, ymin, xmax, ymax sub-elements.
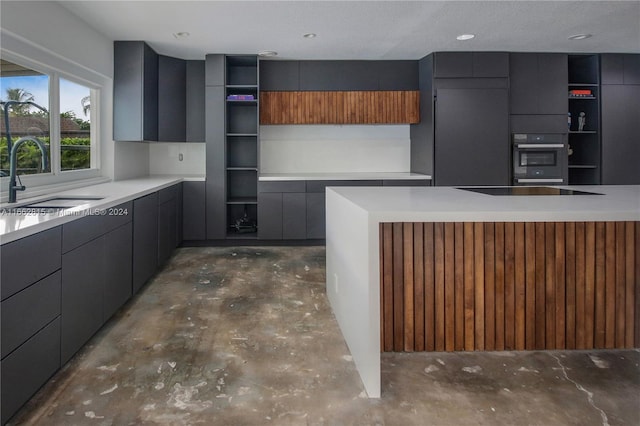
<box><xmin>10</xmin><ymin>246</ymin><xmax>640</xmax><ymax>425</ymax></box>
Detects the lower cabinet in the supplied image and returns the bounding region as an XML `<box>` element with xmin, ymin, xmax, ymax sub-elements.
<box><xmin>104</xmin><ymin>222</ymin><xmax>133</xmax><ymax>321</ymax></box>
<box><xmin>183</xmin><ymin>181</ymin><xmax>206</xmax><ymax>240</ymax></box>
<box><xmin>305</xmin><ymin>193</ymin><xmax>325</xmax><ymax>239</ymax></box>
<box><xmin>283</xmin><ymin>193</ymin><xmax>306</xmax><ymax>240</ymax></box>
<box><xmin>158</xmin><ymin>186</ymin><xmax>178</xmax><ymax>266</ymax></box>
<box><xmin>133</xmin><ymin>192</ymin><xmax>159</xmax><ymax>294</ymax></box>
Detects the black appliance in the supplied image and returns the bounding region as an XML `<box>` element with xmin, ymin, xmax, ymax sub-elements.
<box><xmin>512</xmin><ymin>133</ymin><xmax>568</xmax><ymax>185</ymax></box>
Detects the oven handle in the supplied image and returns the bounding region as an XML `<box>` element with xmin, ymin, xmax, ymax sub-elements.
<box><xmin>516</xmin><ymin>178</ymin><xmax>565</xmax><ymax>183</ymax></box>
<box><xmin>515</xmin><ymin>143</ymin><xmax>565</xmax><ymax>149</ymax></box>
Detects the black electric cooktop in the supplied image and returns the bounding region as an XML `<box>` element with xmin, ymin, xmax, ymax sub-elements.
<box><xmin>457</xmin><ymin>186</ymin><xmax>603</xmax><ymax>196</ymax></box>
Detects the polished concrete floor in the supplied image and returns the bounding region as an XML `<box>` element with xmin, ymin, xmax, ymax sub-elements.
<box><xmin>11</xmin><ymin>246</ymin><xmax>640</xmax><ymax>425</ymax></box>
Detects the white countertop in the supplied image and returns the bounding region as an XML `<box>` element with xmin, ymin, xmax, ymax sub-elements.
<box><xmin>327</xmin><ymin>185</ymin><xmax>640</xmax><ymax>222</ymax></box>
<box><xmin>259</xmin><ymin>172</ymin><xmax>431</xmax><ymax>181</ymax></box>
<box><xmin>0</xmin><ymin>176</ymin><xmax>191</xmax><ymax>244</ymax></box>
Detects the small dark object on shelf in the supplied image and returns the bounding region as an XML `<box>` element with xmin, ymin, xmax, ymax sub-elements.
<box><xmin>231</xmin><ymin>212</ymin><xmax>257</xmax><ymax>233</ymax></box>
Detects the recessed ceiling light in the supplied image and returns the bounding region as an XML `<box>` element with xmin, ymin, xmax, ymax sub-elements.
<box><xmin>456</xmin><ymin>34</ymin><xmax>475</xmax><ymax>41</ymax></box>
<box><xmin>172</xmin><ymin>32</ymin><xmax>190</xmax><ymax>39</ymax></box>
<box><xmin>258</xmin><ymin>50</ymin><xmax>278</xmax><ymax>57</ymax></box>
<box><xmin>568</xmin><ymin>33</ymin><xmax>592</xmax><ymax>40</ymax></box>
<box><xmin>303</xmin><ymin>33</ymin><xmax>317</xmax><ymax>39</ymax></box>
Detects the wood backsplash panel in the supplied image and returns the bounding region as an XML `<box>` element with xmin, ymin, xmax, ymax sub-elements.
<box><xmin>379</xmin><ymin>221</ymin><xmax>640</xmax><ymax>352</ymax></box>
<box><xmin>260</xmin><ymin>91</ymin><xmax>420</xmax><ymax>124</ymax></box>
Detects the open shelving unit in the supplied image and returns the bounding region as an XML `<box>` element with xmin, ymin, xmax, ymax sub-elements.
<box><xmin>225</xmin><ymin>56</ymin><xmax>259</xmax><ymax>238</ymax></box>
<box><xmin>567</xmin><ymin>54</ymin><xmax>600</xmax><ymax>185</ymax></box>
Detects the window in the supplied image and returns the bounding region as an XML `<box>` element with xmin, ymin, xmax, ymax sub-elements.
<box><xmin>0</xmin><ymin>57</ymin><xmax>99</xmax><ymax>186</ymax></box>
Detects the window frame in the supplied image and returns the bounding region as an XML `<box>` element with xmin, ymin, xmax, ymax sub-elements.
<box><xmin>1</xmin><ymin>49</ymin><xmax>103</xmax><ymax>198</ymax></box>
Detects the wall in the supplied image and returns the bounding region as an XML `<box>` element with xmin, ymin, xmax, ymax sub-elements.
<box><xmin>149</xmin><ymin>142</ymin><xmax>205</xmax><ymax>176</ymax></box>
<box><xmin>0</xmin><ymin>1</ymin><xmax>148</xmax><ymax>181</ymax></box>
<box><xmin>260</xmin><ymin>125</ymin><xmax>411</xmax><ymax>174</ymax></box>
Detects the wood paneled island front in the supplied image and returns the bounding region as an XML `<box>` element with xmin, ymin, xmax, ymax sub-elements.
<box><xmin>325</xmin><ymin>185</ymin><xmax>640</xmax><ymax>398</ymax></box>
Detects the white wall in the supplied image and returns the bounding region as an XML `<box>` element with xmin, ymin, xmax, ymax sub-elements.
<box><xmin>260</xmin><ymin>125</ymin><xmax>411</xmax><ymax>174</ymax></box>
<box><xmin>0</xmin><ymin>1</ymin><xmax>149</xmax><ymax>181</ymax></box>
<box><xmin>149</xmin><ymin>142</ymin><xmax>205</xmax><ymax>176</ymax></box>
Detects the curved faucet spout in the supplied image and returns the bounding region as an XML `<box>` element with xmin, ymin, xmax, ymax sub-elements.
<box><xmin>8</xmin><ymin>136</ymin><xmax>49</xmax><ymax>203</ymax></box>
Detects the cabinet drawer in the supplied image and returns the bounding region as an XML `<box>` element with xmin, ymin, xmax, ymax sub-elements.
<box><xmin>305</xmin><ymin>180</ymin><xmax>382</xmax><ymax>193</ymax></box>
<box><xmin>158</xmin><ymin>184</ymin><xmax>178</xmax><ymax>204</ymax></box>
<box><xmin>1</xmin><ymin>227</ymin><xmax>62</xmax><ymax>301</ymax></box>
<box><xmin>1</xmin><ymin>271</ymin><xmax>61</xmax><ymax>359</ymax></box>
<box><xmin>62</xmin><ymin>201</ymin><xmax>132</xmax><ymax>253</ymax></box>
<box><xmin>1</xmin><ymin>318</ymin><xmax>60</xmax><ymax>425</ymax></box>
<box><xmin>258</xmin><ymin>181</ymin><xmax>306</xmax><ymax>193</ymax></box>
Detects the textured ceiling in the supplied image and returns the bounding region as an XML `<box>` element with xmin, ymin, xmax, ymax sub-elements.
<box><xmin>57</xmin><ymin>1</ymin><xmax>640</xmax><ymax>60</ymax></box>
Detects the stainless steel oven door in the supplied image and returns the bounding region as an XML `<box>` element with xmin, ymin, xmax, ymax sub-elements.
<box><xmin>513</xmin><ymin>143</ymin><xmax>567</xmax><ymax>185</ymax></box>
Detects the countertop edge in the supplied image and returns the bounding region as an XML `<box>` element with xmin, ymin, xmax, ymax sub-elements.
<box><xmin>259</xmin><ymin>173</ymin><xmax>432</xmax><ymax>181</ymax></box>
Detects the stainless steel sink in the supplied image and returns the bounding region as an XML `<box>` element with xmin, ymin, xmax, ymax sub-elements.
<box><xmin>1</xmin><ymin>196</ymin><xmax>104</xmax><ymax>214</ymax></box>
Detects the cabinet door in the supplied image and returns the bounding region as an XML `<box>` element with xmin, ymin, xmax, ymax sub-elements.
<box><xmin>158</xmin><ymin>199</ymin><xmax>176</xmax><ymax>266</ymax></box>
<box><xmin>113</xmin><ymin>41</ymin><xmax>158</xmax><ymax>141</ymax></box>
<box><xmin>376</xmin><ymin>61</ymin><xmax>419</xmax><ymax>90</ymax></box>
<box><xmin>258</xmin><ymin>192</ymin><xmax>283</xmax><ymax>239</ymax></box>
<box><xmin>473</xmin><ymin>52</ymin><xmax>509</xmax><ymax>78</ymax></box>
<box><xmin>133</xmin><ymin>192</ymin><xmax>159</xmax><ymax>293</ymax></box>
<box><xmin>299</xmin><ymin>61</ymin><xmax>379</xmax><ymax>90</ymax></box>
<box><xmin>537</xmin><ymin>53</ymin><xmax>567</xmax><ymax>115</ymax></box>
<box><xmin>1</xmin><ymin>319</ymin><xmax>60</xmax><ymax>425</ymax></box>
<box><xmin>158</xmin><ymin>55</ymin><xmax>186</xmax><ymax>142</ymax></box>
<box><xmin>434</xmin><ymin>52</ymin><xmax>473</xmax><ymax>78</ymax></box>
<box><xmin>601</xmin><ymin>84</ymin><xmax>640</xmax><ymax>184</ymax></box>
<box><xmin>205</xmin><ymin>86</ymin><xmax>226</xmax><ymax>239</ymax></box>
<box><xmin>306</xmin><ymin>193</ymin><xmax>326</xmax><ymax>239</ymax></box>
<box><xmin>260</xmin><ymin>60</ymin><xmax>299</xmax><ymax>90</ymax></box>
<box><xmin>186</xmin><ymin>60</ymin><xmax>206</xmax><ymax>142</ymax></box>
<box><xmin>183</xmin><ymin>181</ymin><xmax>206</xmax><ymax>240</ymax></box>
<box><xmin>601</xmin><ymin>54</ymin><xmax>625</xmax><ymax>84</ymax></box>
<box><xmin>104</xmin><ymin>222</ymin><xmax>133</xmax><ymax>321</ymax></box>
<box><xmin>282</xmin><ymin>193</ymin><xmax>306</xmax><ymax>240</ymax></box>
<box><xmin>435</xmin><ymin>88</ymin><xmax>510</xmax><ymax>186</ymax></box>
<box><xmin>61</xmin><ymin>236</ymin><xmax>105</xmax><ymax>363</ymax></box>
<box><xmin>509</xmin><ymin>53</ymin><xmax>539</xmax><ymax>114</ymax></box>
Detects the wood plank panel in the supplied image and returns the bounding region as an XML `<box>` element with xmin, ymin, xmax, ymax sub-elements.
<box><xmin>392</xmin><ymin>222</ymin><xmax>404</xmax><ymax>351</ymax></box>
<box><xmin>434</xmin><ymin>223</ymin><xmax>446</xmax><ymax>352</ymax></box>
<box><xmin>555</xmin><ymin>222</ymin><xmax>566</xmax><ymax>349</ymax></box>
<box><xmin>379</xmin><ymin>221</ymin><xmax>638</xmax><ymax>353</ymax></box>
<box><xmin>495</xmin><ymin>223</ymin><xmax>505</xmax><ymax>351</ymax></box>
<box><xmin>403</xmin><ymin>223</ymin><xmax>415</xmax><ymax>351</ymax></box>
<box><xmin>444</xmin><ymin>223</ymin><xmax>455</xmax><ymax>351</ymax></box>
<box><xmin>454</xmin><ymin>223</ymin><xmax>465</xmax><ymax>351</ymax></box>
<box><xmin>414</xmin><ymin>223</ymin><xmax>425</xmax><ymax>351</ymax></box>
<box><xmin>260</xmin><ymin>91</ymin><xmax>421</xmax><ymax>124</ymax></box>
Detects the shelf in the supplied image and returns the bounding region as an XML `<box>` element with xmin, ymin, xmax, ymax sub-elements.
<box><xmin>569</xmin><ymin>164</ymin><xmax>598</xmax><ymax>169</ymax></box>
<box><xmin>569</xmin><ymin>131</ymin><xmax>597</xmax><ymax>134</ymax></box>
<box><xmin>226</xmin><ymin>99</ymin><xmax>258</xmax><ymax>104</ymax></box>
<box><xmin>226</xmin><ymin>133</ymin><xmax>258</xmax><ymax>137</ymax></box>
<box><xmin>226</xmin><ymin>84</ymin><xmax>258</xmax><ymax>89</ymax></box>
<box><xmin>569</xmin><ymin>96</ymin><xmax>597</xmax><ymax>100</ymax></box>
<box><xmin>569</xmin><ymin>83</ymin><xmax>599</xmax><ymax>87</ymax></box>
<box><xmin>227</xmin><ymin>167</ymin><xmax>258</xmax><ymax>171</ymax></box>
<box><xmin>226</xmin><ymin>231</ymin><xmax>258</xmax><ymax>239</ymax></box>
<box><xmin>227</xmin><ymin>197</ymin><xmax>258</xmax><ymax>205</ymax></box>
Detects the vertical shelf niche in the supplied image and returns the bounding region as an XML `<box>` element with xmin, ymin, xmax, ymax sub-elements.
<box><xmin>225</xmin><ymin>56</ymin><xmax>259</xmax><ymax>238</ymax></box>
<box><xmin>568</xmin><ymin>54</ymin><xmax>601</xmax><ymax>185</ymax></box>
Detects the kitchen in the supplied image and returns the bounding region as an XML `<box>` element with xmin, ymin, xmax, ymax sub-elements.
<box><xmin>1</xmin><ymin>1</ymin><xmax>640</xmax><ymax>424</ymax></box>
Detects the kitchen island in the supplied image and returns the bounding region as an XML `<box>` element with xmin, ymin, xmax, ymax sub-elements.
<box><xmin>326</xmin><ymin>185</ymin><xmax>640</xmax><ymax>398</ymax></box>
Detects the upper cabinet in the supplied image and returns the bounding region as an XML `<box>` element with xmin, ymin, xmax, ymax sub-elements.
<box><xmin>259</xmin><ymin>60</ymin><xmax>419</xmax><ymax>124</ymax></box>
<box><xmin>114</xmin><ymin>41</ymin><xmax>205</xmax><ymax>142</ymax></box>
<box><xmin>509</xmin><ymin>53</ymin><xmax>567</xmax><ymax>116</ymax></box>
<box><xmin>601</xmin><ymin>54</ymin><xmax>640</xmax><ymax>85</ymax></box>
<box><xmin>433</xmin><ymin>52</ymin><xmax>509</xmax><ymax>78</ymax></box>
<box><xmin>113</xmin><ymin>41</ymin><xmax>158</xmax><ymax>142</ymax></box>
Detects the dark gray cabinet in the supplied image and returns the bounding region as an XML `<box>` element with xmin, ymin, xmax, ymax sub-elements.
<box><xmin>282</xmin><ymin>193</ymin><xmax>306</xmax><ymax>240</ymax></box>
<box><xmin>158</xmin><ymin>185</ymin><xmax>178</xmax><ymax>266</ymax></box>
<box><xmin>258</xmin><ymin>181</ymin><xmax>306</xmax><ymax>240</ymax></box>
<box><xmin>1</xmin><ymin>318</ymin><xmax>60</xmax><ymax>425</ymax></box>
<box><xmin>305</xmin><ymin>193</ymin><xmax>325</xmax><ymax>240</ymax></box>
<box><xmin>158</xmin><ymin>55</ymin><xmax>186</xmax><ymax>142</ymax></box>
<box><xmin>183</xmin><ymin>181</ymin><xmax>206</xmax><ymax>240</ymax></box>
<box><xmin>1</xmin><ymin>229</ymin><xmax>62</xmax><ymax>424</ymax></box>
<box><xmin>434</xmin><ymin>87</ymin><xmax>510</xmax><ymax>186</ymax></box>
<box><xmin>434</xmin><ymin>52</ymin><xmax>509</xmax><ymax>78</ymax></box>
<box><xmin>113</xmin><ymin>41</ymin><xmax>158</xmax><ymax>141</ymax></box>
<box><xmin>600</xmin><ymin>53</ymin><xmax>640</xmax><ymax>185</ymax></box>
<box><xmin>601</xmin><ymin>53</ymin><xmax>640</xmax><ymax>85</ymax></box>
<box><xmin>61</xmin><ymin>235</ymin><xmax>105</xmax><ymax>363</ymax></box>
<box><xmin>510</xmin><ymin>53</ymin><xmax>567</xmax><ymax>116</ymax></box>
<box><xmin>258</xmin><ymin>192</ymin><xmax>283</xmax><ymax>239</ymax></box>
<box><xmin>133</xmin><ymin>192</ymin><xmax>159</xmax><ymax>293</ymax></box>
<box><xmin>260</xmin><ymin>60</ymin><xmax>418</xmax><ymax>91</ymax></box>
<box><xmin>186</xmin><ymin>60</ymin><xmax>206</xmax><ymax>142</ymax></box>
<box><xmin>104</xmin><ymin>222</ymin><xmax>133</xmax><ymax>320</ymax></box>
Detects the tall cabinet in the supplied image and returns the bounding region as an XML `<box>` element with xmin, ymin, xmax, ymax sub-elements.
<box><xmin>205</xmin><ymin>55</ymin><xmax>259</xmax><ymax>239</ymax></box>
<box><xmin>567</xmin><ymin>54</ymin><xmax>601</xmax><ymax>185</ymax></box>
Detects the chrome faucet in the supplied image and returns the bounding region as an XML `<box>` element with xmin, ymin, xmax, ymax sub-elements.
<box><xmin>8</xmin><ymin>136</ymin><xmax>49</xmax><ymax>203</ymax></box>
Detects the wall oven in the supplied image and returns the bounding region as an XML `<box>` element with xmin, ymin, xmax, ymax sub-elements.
<box><xmin>512</xmin><ymin>133</ymin><xmax>568</xmax><ymax>185</ymax></box>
